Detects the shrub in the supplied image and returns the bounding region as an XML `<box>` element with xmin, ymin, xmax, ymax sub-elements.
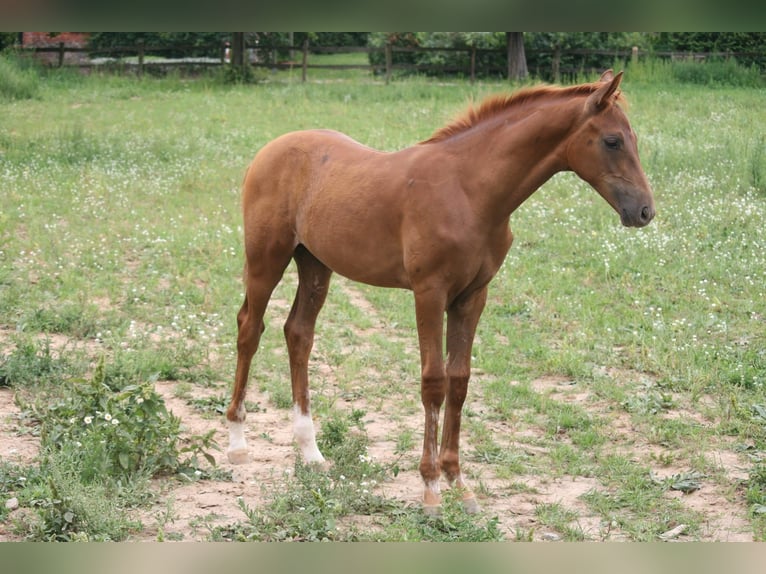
<box><xmin>216</xmin><ymin>63</ymin><xmax>268</xmax><ymax>85</ymax></box>
<box><xmin>670</xmin><ymin>58</ymin><xmax>763</xmax><ymax>87</ymax></box>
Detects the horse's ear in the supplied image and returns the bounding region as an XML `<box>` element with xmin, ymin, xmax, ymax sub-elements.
<box><xmin>588</xmin><ymin>70</ymin><xmax>623</xmax><ymax>112</ymax></box>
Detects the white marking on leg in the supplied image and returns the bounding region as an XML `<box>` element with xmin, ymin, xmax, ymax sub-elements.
<box><xmin>228</xmin><ymin>421</ymin><xmax>247</xmax><ymax>452</ymax></box>
<box><xmin>423</xmin><ymin>478</ymin><xmax>442</xmax><ymax>514</ymax></box>
<box><xmin>293</xmin><ymin>404</ymin><xmax>325</xmax><ymax>463</ymax></box>
<box><xmin>227</xmin><ymin>420</ymin><xmax>250</xmax><ymax>464</ymax></box>
<box><xmin>425</xmin><ymin>479</ymin><xmax>441</xmax><ymax>499</ymax></box>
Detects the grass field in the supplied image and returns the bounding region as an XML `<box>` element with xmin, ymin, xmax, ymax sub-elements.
<box><xmin>1</xmin><ymin>56</ymin><xmax>766</xmax><ymax>541</ymax></box>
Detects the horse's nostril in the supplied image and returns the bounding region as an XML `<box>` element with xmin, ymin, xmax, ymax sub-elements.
<box><xmin>641</xmin><ymin>206</ymin><xmax>652</xmax><ymax>221</ymax></box>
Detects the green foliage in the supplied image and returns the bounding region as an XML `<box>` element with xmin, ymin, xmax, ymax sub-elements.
<box><xmin>0</xmin><ymin>33</ymin><xmax>19</xmax><ymax>51</ymax></box>
<box><xmin>746</xmin><ymin>463</ymin><xmax>766</xmax><ymax>540</ymax></box>
<box><xmin>0</xmin><ymin>421</ymin><xmax>148</xmax><ymax>541</ymax></box>
<box><xmin>216</xmin><ymin>63</ymin><xmax>267</xmax><ymax>85</ymax></box>
<box><xmin>414</xmin><ymin>32</ymin><xmax>507</xmax><ymax>78</ymax></box>
<box><xmin>176</xmin><ymin>430</ymin><xmax>223</xmax><ymax>480</ymax></box>
<box><xmin>650</xmin><ymin>33</ymin><xmax>766</xmax><ymax>68</ymax></box>
<box><xmin>85</xmin><ymin>32</ymin><xmax>367</xmax><ymax>63</ymax></box>
<box><xmin>526</xmin><ymin>32</ymin><xmax>649</xmax><ymax>81</ymax></box>
<box><xmin>751</xmin><ymin>136</ymin><xmax>766</xmax><ymax>195</ymax></box>
<box><xmin>0</xmin><ymin>340</ymin><xmax>221</xmax><ymax>540</ymax></box>
<box><xmin>34</xmin><ymin>356</ymin><xmax>181</xmax><ymax>481</ymax></box>
<box><xmin>87</xmin><ymin>33</ymin><xmax>228</xmax><ymax>58</ymax></box>
<box><xmin>374</xmin><ymin>488</ymin><xmax>504</xmax><ymax>542</ymax></box>
<box><xmin>27</xmin><ymin>457</ymin><xmax>142</xmax><ymax>541</ymax></box>
<box><xmin>668</xmin><ymin>58</ymin><xmax>763</xmax><ymax>87</ymax></box>
<box><xmin>309</xmin><ymin>33</ymin><xmax>369</xmax><ymax>48</ymax></box>
<box><xmin>0</xmin><ymin>461</ymin><xmax>41</xmax><ymax>522</ymax></box>
<box><xmin>581</xmin><ymin>458</ymin><xmax>703</xmax><ymax>541</ymax></box>
<box><xmin>367</xmin><ymin>32</ymin><xmax>421</xmax><ymax>72</ymax></box>
<box><xmin>2</xmin><ymin>349</ymin><xmax>223</xmax><ymax>540</ymax></box>
<box><xmin>0</xmin><ymin>54</ymin><xmax>40</xmax><ymax>101</ymax></box>
<box><xmin>535</xmin><ymin>502</ymin><xmax>585</xmax><ymax>541</ymax></box>
<box><xmin>20</xmin><ymin>302</ymin><xmax>105</xmax><ymax>338</ymax></box>
<box><xmin>0</xmin><ymin>337</ymin><xmax>69</xmax><ymax>388</ymax></box>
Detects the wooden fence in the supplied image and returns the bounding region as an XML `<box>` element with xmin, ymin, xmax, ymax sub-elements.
<box><xmin>17</xmin><ymin>41</ymin><xmax>766</xmax><ymax>83</ymax></box>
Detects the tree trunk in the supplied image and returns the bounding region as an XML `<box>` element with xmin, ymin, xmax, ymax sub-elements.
<box><xmin>506</xmin><ymin>32</ymin><xmax>528</xmax><ymax>81</ymax></box>
<box><xmin>231</xmin><ymin>32</ymin><xmax>245</xmax><ymax>69</ymax></box>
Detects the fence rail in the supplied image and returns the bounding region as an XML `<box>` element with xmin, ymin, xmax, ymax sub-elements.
<box><xmin>18</xmin><ymin>41</ymin><xmax>766</xmax><ymax>82</ymax></box>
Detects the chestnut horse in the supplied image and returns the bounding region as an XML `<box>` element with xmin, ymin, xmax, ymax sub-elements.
<box><xmin>226</xmin><ymin>70</ymin><xmax>654</xmax><ymax>515</ymax></box>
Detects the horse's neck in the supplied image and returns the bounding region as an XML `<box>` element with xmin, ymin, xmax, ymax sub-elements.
<box><xmin>444</xmin><ymin>99</ymin><xmax>581</xmax><ymax>224</ymax></box>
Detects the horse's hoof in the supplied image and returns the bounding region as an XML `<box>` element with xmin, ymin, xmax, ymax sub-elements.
<box><xmin>227</xmin><ymin>448</ymin><xmax>250</xmax><ymax>465</ymax></box>
<box><xmin>423</xmin><ymin>504</ymin><xmax>442</xmax><ymax>518</ymax></box>
<box><xmin>462</xmin><ymin>496</ymin><xmax>480</xmax><ymax>514</ymax></box>
<box><xmin>306</xmin><ymin>459</ymin><xmax>331</xmax><ymax>472</ymax></box>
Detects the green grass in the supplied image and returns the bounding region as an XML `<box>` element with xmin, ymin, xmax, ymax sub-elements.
<box><xmin>0</xmin><ymin>55</ymin><xmax>41</xmax><ymax>101</ymax></box>
<box><xmin>1</xmin><ymin>55</ymin><xmax>766</xmax><ymax>540</ymax></box>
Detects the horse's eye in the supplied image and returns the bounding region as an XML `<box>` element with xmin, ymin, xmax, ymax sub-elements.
<box><xmin>604</xmin><ymin>136</ymin><xmax>621</xmax><ymax>150</ymax></box>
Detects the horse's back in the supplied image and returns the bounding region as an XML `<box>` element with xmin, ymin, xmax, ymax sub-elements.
<box><xmin>245</xmin><ymin>129</ymin><xmax>382</xmax><ymax>196</ymax></box>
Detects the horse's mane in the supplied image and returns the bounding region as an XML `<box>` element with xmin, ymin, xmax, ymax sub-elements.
<box><xmin>421</xmin><ymin>82</ymin><xmax>626</xmax><ymax>144</ymax></box>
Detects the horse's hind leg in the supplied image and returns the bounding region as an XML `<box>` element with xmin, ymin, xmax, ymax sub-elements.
<box><xmin>284</xmin><ymin>245</ymin><xmax>332</xmax><ymax>464</ymax></box>
<box><xmin>226</xmin><ymin>251</ymin><xmax>292</xmax><ymax>464</ymax></box>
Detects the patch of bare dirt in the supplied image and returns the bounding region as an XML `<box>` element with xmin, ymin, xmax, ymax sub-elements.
<box><xmin>0</xmin><ymin>388</ymin><xmax>39</xmax><ymax>467</ymax></box>
<box><xmin>0</xmin><ymin>387</ymin><xmax>40</xmax><ymax>542</ymax></box>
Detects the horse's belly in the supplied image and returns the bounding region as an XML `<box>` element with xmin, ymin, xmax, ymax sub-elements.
<box><xmin>304</xmin><ymin>236</ymin><xmax>409</xmax><ymax>289</ymax></box>
<box><xmin>298</xmin><ymin>209</ymin><xmax>408</xmax><ymax>288</ymax></box>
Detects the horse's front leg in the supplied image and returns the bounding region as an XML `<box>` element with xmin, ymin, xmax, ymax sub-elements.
<box><xmin>440</xmin><ymin>286</ymin><xmax>488</xmax><ymax>513</ymax></box>
<box><xmin>414</xmin><ymin>290</ymin><xmax>448</xmax><ymax>515</ymax></box>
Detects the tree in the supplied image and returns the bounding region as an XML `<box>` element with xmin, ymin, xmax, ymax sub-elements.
<box><xmin>231</xmin><ymin>32</ymin><xmax>245</xmax><ymax>68</ymax></box>
<box><xmin>506</xmin><ymin>32</ymin><xmax>528</xmax><ymax>81</ymax></box>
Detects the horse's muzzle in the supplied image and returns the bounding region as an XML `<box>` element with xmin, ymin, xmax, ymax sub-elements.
<box><xmin>622</xmin><ymin>204</ymin><xmax>655</xmax><ymax>227</ymax></box>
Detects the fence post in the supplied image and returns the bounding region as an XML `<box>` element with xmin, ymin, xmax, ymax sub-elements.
<box><xmin>385</xmin><ymin>42</ymin><xmax>392</xmax><ymax>85</ymax></box>
<box><xmin>58</xmin><ymin>42</ymin><xmax>65</xmax><ymax>68</ymax></box>
<box><xmin>470</xmin><ymin>46</ymin><xmax>476</xmax><ymax>83</ymax></box>
<box><xmin>301</xmin><ymin>37</ymin><xmax>308</xmax><ymax>83</ymax></box>
<box><xmin>632</xmin><ymin>46</ymin><xmax>638</xmax><ymax>66</ymax></box>
<box><xmin>137</xmin><ymin>40</ymin><xmax>145</xmax><ymax>77</ymax></box>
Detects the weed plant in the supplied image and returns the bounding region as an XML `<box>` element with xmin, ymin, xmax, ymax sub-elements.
<box><xmin>0</xmin><ymin>339</ymin><xmax>216</xmax><ymax>539</ymax></box>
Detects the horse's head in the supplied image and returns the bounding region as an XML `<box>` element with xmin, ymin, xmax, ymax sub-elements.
<box><xmin>567</xmin><ymin>70</ymin><xmax>655</xmax><ymax>228</ymax></box>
